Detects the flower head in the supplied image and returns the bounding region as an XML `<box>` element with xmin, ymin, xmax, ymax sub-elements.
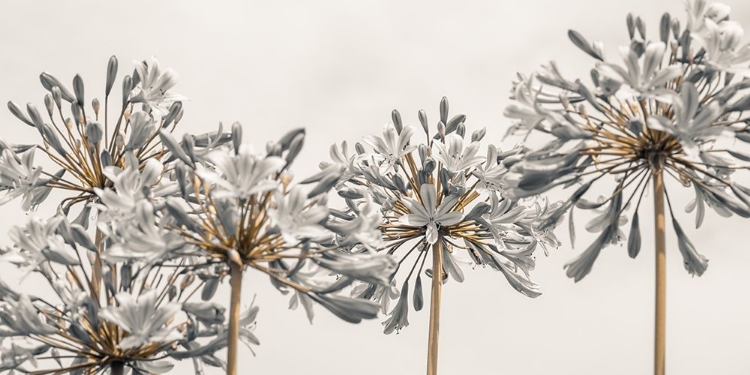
<box><xmin>503</xmin><ymin>2</ymin><xmax>750</xmax><ymax>281</ymax></box>
<box><xmin>318</xmin><ymin>98</ymin><xmax>554</xmax><ymax>333</ymax></box>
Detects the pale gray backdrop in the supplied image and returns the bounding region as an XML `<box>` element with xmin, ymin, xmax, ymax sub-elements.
<box><xmin>1</xmin><ymin>1</ymin><xmax>749</xmax><ymax>374</ymax></box>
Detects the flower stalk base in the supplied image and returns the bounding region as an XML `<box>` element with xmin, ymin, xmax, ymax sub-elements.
<box><xmin>426</xmin><ymin>240</ymin><xmax>443</xmax><ymax>375</ymax></box>
<box><xmin>227</xmin><ymin>251</ymin><xmax>244</xmax><ymax>375</ymax></box>
<box><xmin>653</xmin><ymin>170</ymin><xmax>666</xmax><ymax>375</ymax></box>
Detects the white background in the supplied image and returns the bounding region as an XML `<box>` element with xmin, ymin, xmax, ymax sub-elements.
<box><xmin>1</xmin><ymin>1</ymin><xmax>750</xmax><ymax>374</ymax></box>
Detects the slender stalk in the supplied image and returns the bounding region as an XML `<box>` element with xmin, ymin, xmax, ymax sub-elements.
<box><xmin>110</xmin><ymin>361</ymin><xmax>124</xmax><ymax>375</ymax></box>
<box><xmin>91</xmin><ymin>229</ymin><xmax>105</xmax><ymax>305</ymax></box>
<box><xmin>652</xmin><ymin>169</ymin><xmax>666</xmax><ymax>375</ymax></box>
<box><xmin>227</xmin><ymin>250</ymin><xmax>244</xmax><ymax>375</ymax></box>
<box><xmin>426</xmin><ymin>240</ymin><xmax>443</xmax><ymax>375</ymax></box>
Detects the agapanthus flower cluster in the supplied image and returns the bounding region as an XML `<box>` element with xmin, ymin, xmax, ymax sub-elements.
<box><xmin>0</xmin><ymin>57</ymin><xmax>248</xmax><ymax>374</ymax></box>
<box><xmin>4</xmin><ymin>56</ymin><xmax>189</xmax><ymax>215</ymax></box>
<box><xmin>0</xmin><ymin>214</ymin><xmax>251</xmax><ymax>374</ymax></box>
<box><xmin>159</xmin><ymin>123</ymin><xmax>398</xmax><ymax>325</ymax></box>
<box><xmin>312</xmin><ymin>98</ymin><xmax>561</xmax><ymax>334</ymax></box>
<box><xmin>503</xmin><ymin>0</ymin><xmax>750</xmax><ymax>280</ymax></box>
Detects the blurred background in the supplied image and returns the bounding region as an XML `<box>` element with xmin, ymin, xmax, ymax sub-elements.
<box><xmin>1</xmin><ymin>0</ymin><xmax>749</xmax><ymax>374</ymax></box>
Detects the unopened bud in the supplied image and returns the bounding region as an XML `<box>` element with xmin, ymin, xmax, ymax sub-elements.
<box><xmin>73</xmin><ymin>74</ymin><xmax>85</xmax><ymax>106</ymax></box>
<box><xmin>105</xmin><ymin>55</ymin><xmax>118</xmax><ymax>97</ymax></box>
<box><xmin>92</xmin><ymin>98</ymin><xmax>100</xmax><ymax>117</ymax></box>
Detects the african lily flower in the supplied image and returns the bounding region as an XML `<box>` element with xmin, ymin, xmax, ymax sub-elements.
<box><xmin>503</xmin><ymin>1</ymin><xmax>750</xmax><ymax>373</ymax></box>
<box><xmin>0</xmin><ymin>214</ymin><xmax>242</xmax><ymax>375</ymax></box>
<box><xmin>313</xmin><ymin>98</ymin><xmax>561</xmax><ymax>375</ymax></box>
<box><xmin>155</xmin><ymin>123</ymin><xmax>397</xmax><ymax>375</ymax></box>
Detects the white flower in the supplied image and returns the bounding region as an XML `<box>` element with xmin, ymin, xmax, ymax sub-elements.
<box><xmin>0</xmin><ymin>149</ymin><xmax>47</xmax><ymax>211</ymax></box>
<box><xmin>363</xmin><ymin>124</ymin><xmax>416</xmax><ymax>173</ymax></box>
<box><xmin>199</xmin><ymin>145</ymin><xmax>284</xmax><ymax>201</ymax></box>
<box><xmin>7</xmin><ymin>216</ymin><xmax>79</xmax><ymax>268</ymax></box>
<box><xmin>472</xmin><ymin>145</ymin><xmax>507</xmax><ymax>194</ymax></box>
<box><xmin>103</xmin><ymin>200</ymin><xmax>185</xmax><ymax>262</ymax></box>
<box><xmin>432</xmin><ymin>134</ymin><xmax>484</xmax><ymax>173</ymax></box>
<box><xmin>700</xmin><ymin>20</ymin><xmax>750</xmax><ymax>73</ymax></box>
<box><xmin>647</xmin><ymin>82</ymin><xmax>729</xmax><ymax>156</ymax></box>
<box><xmin>99</xmin><ymin>290</ymin><xmax>182</xmax><ymax>350</ymax></box>
<box><xmin>95</xmin><ymin>157</ymin><xmax>165</xmax><ymax>218</ymax></box>
<box><xmin>268</xmin><ymin>186</ymin><xmax>329</xmax><ymax>244</ymax></box>
<box><xmin>399</xmin><ymin>184</ymin><xmax>464</xmax><ymax>244</ymax></box>
<box><xmin>130</xmin><ymin>56</ymin><xmax>187</xmax><ymax>117</ymax></box>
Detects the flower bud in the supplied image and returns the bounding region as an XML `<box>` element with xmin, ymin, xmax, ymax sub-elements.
<box><xmin>122</xmin><ymin>75</ymin><xmax>133</xmax><ymax>106</ymax></box>
<box><xmin>105</xmin><ymin>55</ymin><xmax>118</xmax><ymax>97</ymax></box>
<box><xmin>285</xmin><ymin>133</ymin><xmax>305</xmax><ymax>165</ymax></box>
<box><xmin>391</xmin><ymin>109</ymin><xmax>403</xmax><ymax>133</ymax></box>
<box><xmin>73</xmin><ymin>74</ymin><xmax>85</xmax><ymax>106</ymax></box>
<box><xmin>471</xmin><ymin>127</ymin><xmax>486</xmax><ymax>142</ymax></box>
<box><xmin>671</xmin><ymin>18</ymin><xmax>681</xmax><ymax>39</ymax></box>
<box><xmin>162</xmin><ymin>101</ymin><xmax>182</xmax><ymax>128</ymax></box>
<box><xmin>355</xmin><ymin>142</ymin><xmax>365</xmax><ymax>155</ymax></box>
<box><xmin>231</xmin><ymin>122</ymin><xmax>242</xmax><ymax>154</ymax></box>
<box><xmin>71</xmin><ymin>103</ymin><xmax>82</xmax><ymax>126</ymax></box>
<box><xmin>181</xmin><ymin>134</ymin><xmax>196</xmax><ymax>163</ymax></box>
<box><xmin>418</xmin><ymin>109</ymin><xmax>429</xmax><ymax>136</ymax></box>
<box><xmin>85</xmin><ymin>122</ymin><xmax>103</xmax><ymax>146</ymax></box>
<box><xmin>439</xmin><ymin>96</ymin><xmax>449</xmax><ymax>124</ymax></box>
<box><xmin>44</xmin><ymin>94</ymin><xmax>54</xmax><ymax>117</ymax></box>
<box><xmin>92</xmin><ymin>98</ymin><xmax>100</xmax><ymax>117</ymax></box>
<box><xmin>39</xmin><ymin>72</ymin><xmax>74</xmax><ymax>102</ymax></box>
<box><xmin>456</xmin><ymin>123</ymin><xmax>466</xmax><ymax>138</ymax></box>
<box><xmin>7</xmin><ymin>101</ymin><xmax>34</xmax><ymax>127</ymax></box>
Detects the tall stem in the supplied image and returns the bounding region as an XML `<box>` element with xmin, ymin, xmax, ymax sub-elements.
<box><xmin>653</xmin><ymin>170</ymin><xmax>666</xmax><ymax>375</ymax></box>
<box><xmin>110</xmin><ymin>361</ymin><xmax>124</xmax><ymax>375</ymax></box>
<box><xmin>426</xmin><ymin>240</ymin><xmax>443</xmax><ymax>375</ymax></box>
<box><xmin>91</xmin><ymin>229</ymin><xmax>104</xmax><ymax>304</ymax></box>
<box><xmin>227</xmin><ymin>250</ymin><xmax>244</xmax><ymax>375</ymax></box>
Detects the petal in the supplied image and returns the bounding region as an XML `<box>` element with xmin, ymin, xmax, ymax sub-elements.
<box><xmin>419</xmin><ymin>184</ymin><xmax>437</xmax><ymax>212</ymax></box>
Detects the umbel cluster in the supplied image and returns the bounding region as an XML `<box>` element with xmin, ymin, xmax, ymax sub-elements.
<box><xmin>1</xmin><ymin>1</ymin><xmax>749</xmax><ymax>374</ymax></box>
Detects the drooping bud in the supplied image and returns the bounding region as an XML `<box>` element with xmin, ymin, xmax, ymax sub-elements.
<box><xmin>8</xmin><ymin>101</ymin><xmax>34</xmax><ymax>127</ymax></box>
<box><xmin>39</xmin><ymin>72</ymin><xmax>74</xmax><ymax>102</ymax></box>
<box><xmin>162</xmin><ymin>101</ymin><xmax>182</xmax><ymax>128</ymax></box>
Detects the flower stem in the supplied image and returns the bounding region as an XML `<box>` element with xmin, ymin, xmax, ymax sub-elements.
<box><xmin>426</xmin><ymin>240</ymin><xmax>443</xmax><ymax>375</ymax></box>
<box><xmin>110</xmin><ymin>360</ymin><xmax>124</xmax><ymax>375</ymax></box>
<box><xmin>91</xmin><ymin>229</ymin><xmax>104</xmax><ymax>304</ymax></box>
<box><xmin>653</xmin><ymin>170</ymin><xmax>666</xmax><ymax>375</ymax></box>
<box><xmin>227</xmin><ymin>250</ymin><xmax>244</xmax><ymax>375</ymax></box>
